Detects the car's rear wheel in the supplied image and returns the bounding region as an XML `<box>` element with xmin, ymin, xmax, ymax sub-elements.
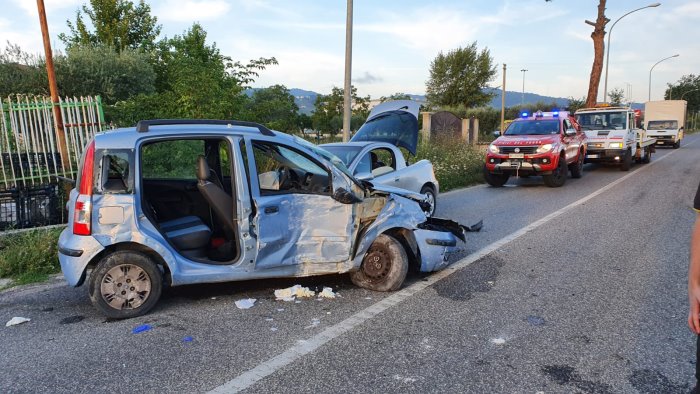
<box><xmin>543</xmin><ymin>155</ymin><xmax>567</xmax><ymax>187</ymax></box>
<box><xmin>620</xmin><ymin>149</ymin><xmax>632</xmax><ymax>171</ymax></box>
<box><xmin>350</xmin><ymin>234</ymin><xmax>408</xmax><ymax>292</ymax></box>
<box><xmin>483</xmin><ymin>165</ymin><xmax>509</xmax><ymax>187</ymax></box>
<box><xmin>89</xmin><ymin>251</ymin><xmax>162</xmax><ymax>319</ymax></box>
<box><xmin>420</xmin><ymin>185</ymin><xmax>437</xmax><ymax>217</ymax></box>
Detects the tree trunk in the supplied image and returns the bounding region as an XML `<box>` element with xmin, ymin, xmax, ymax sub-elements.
<box><xmin>585</xmin><ymin>0</ymin><xmax>609</xmax><ymax>108</ymax></box>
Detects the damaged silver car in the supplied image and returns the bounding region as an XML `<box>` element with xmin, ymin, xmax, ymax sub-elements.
<box><xmin>58</xmin><ymin>119</ymin><xmax>480</xmax><ymax>318</ymax></box>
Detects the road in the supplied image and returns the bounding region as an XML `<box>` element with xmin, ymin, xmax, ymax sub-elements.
<box><xmin>1</xmin><ymin>135</ymin><xmax>699</xmax><ymax>393</ymax></box>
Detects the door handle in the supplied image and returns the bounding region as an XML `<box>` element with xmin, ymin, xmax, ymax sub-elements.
<box><xmin>394</xmin><ymin>177</ymin><xmax>400</xmax><ymax>182</ymax></box>
<box><xmin>264</xmin><ymin>206</ymin><xmax>279</xmax><ymax>214</ymax></box>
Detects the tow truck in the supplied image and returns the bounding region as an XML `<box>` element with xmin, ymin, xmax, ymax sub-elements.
<box><xmin>574</xmin><ymin>105</ymin><xmax>656</xmax><ymax>171</ymax></box>
<box><xmin>484</xmin><ymin>110</ymin><xmax>587</xmax><ymax>188</ymax></box>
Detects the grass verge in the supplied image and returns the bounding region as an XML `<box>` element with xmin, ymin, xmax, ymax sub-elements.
<box><xmin>415</xmin><ymin>136</ymin><xmax>486</xmax><ymax>192</ymax></box>
<box><xmin>0</xmin><ymin>227</ymin><xmax>63</xmax><ymax>287</ymax></box>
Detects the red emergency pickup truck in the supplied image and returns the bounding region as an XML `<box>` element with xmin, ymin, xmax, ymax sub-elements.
<box><xmin>484</xmin><ymin>110</ymin><xmax>587</xmax><ymax>187</ymax></box>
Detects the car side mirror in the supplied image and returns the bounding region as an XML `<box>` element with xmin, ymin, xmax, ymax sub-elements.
<box><xmin>354</xmin><ymin>171</ymin><xmax>374</xmax><ymax>181</ymax></box>
<box><xmin>332</xmin><ymin>187</ymin><xmax>362</xmax><ymax>204</ymax></box>
<box><xmin>492</xmin><ymin>130</ymin><xmax>501</xmax><ymax>138</ymax></box>
<box><xmin>565</xmin><ymin>129</ymin><xmax>577</xmax><ymax>137</ymax></box>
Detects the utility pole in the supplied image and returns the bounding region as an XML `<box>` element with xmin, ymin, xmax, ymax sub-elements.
<box><xmin>37</xmin><ymin>0</ymin><xmax>70</xmax><ymax>177</ymax></box>
<box><xmin>500</xmin><ymin>64</ymin><xmax>506</xmax><ymax>134</ymax></box>
<box><xmin>520</xmin><ymin>69</ymin><xmax>528</xmax><ymax>107</ymax></box>
<box><xmin>342</xmin><ymin>0</ymin><xmax>353</xmax><ymax>142</ymax></box>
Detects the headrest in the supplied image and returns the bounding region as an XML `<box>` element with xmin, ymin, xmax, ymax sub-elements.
<box><xmin>197</xmin><ymin>155</ymin><xmax>210</xmax><ymax>181</ymax></box>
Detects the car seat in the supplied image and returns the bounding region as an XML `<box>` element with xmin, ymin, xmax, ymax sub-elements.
<box><xmin>197</xmin><ymin>156</ymin><xmax>235</xmax><ymax>233</ymax></box>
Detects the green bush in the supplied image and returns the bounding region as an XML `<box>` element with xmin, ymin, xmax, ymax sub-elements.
<box><xmin>0</xmin><ymin>228</ymin><xmax>62</xmax><ymax>284</ymax></box>
<box><xmin>415</xmin><ymin>135</ymin><xmax>485</xmax><ymax>192</ymax></box>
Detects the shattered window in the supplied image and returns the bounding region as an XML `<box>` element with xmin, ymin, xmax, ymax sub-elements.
<box><xmin>251</xmin><ymin>141</ymin><xmax>331</xmax><ymax>195</ymax></box>
<box><xmin>97</xmin><ymin>150</ymin><xmax>133</xmax><ymax>194</ymax></box>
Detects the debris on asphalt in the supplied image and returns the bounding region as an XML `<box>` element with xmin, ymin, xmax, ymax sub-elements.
<box><xmin>276</xmin><ymin>308</ymin><xmax>285</xmax><ymax>312</ymax></box>
<box><xmin>59</xmin><ymin>315</ymin><xmax>84</xmax><ymax>325</ymax></box>
<box><xmin>132</xmin><ymin>324</ymin><xmax>152</xmax><ymax>334</ymax></box>
<box><xmin>5</xmin><ymin>317</ymin><xmax>30</xmax><ymax>327</ymax></box>
<box><xmin>491</xmin><ymin>337</ymin><xmax>506</xmax><ymax>345</ymax></box>
<box><xmin>527</xmin><ymin>315</ymin><xmax>546</xmax><ymax>326</ymax></box>
<box><xmin>270</xmin><ymin>327</ymin><xmax>278</xmax><ymax>332</ymax></box>
<box><xmin>274</xmin><ymin>285</ymin><xmax>315</xmax><ymax>301</ymax></box>
<box><xmin>235</xmin><ymin>298</ymin><xmax>257</xmax><ymax>309</ymax></box>
<box><xmin>364</xmin><ymin>297</ymin><xmax>372</xmax><ymax>300</ymax></box>
<box><xmin>265</xmin><ymin>318</ymin><xmax>274</xmax><ymax>322</ymax></box>
<box><xmin>318</xmin><ymin>287</ymin><xmax>336</xmax><ymax>299</ymax></box>
<box><xmin>183</xmin><ymin>336</ymin><xmax>194</xmax><ymax>342</ymax></box>
<box><xmin>305</xmin><ymin>318</ymin><xmax>321</xmax><ymax>329</ymax></box>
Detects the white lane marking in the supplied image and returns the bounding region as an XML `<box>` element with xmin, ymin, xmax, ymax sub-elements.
<box><xmin>209</xmin><ymin>138</ymin><xmax>696</xmax><ymax>393</ymax></box>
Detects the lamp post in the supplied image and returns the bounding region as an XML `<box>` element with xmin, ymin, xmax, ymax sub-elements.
<box><xmin>520</xmin><ymin>69</ymin><xmax>527</xmax><ymax>107</ymax></box>
<box><xmin>648</xmin><ymin>54</ymin><xmax>679</xmax><ymax>101</ymax></box>
<box><xmin>602</xmin><ymin>3</ymin><xmax>660</xmax><ymax>103</ymax></box>
<box><xmin>342</xmin><ymin>0</ymin><xmax>353</xmax><ymax>142</ymax></box>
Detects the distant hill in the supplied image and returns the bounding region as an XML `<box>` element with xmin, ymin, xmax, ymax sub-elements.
<box><xmin>248</xmin><ymin>87</ymin><xmax>642</xmax><ymax>113</ymax></box>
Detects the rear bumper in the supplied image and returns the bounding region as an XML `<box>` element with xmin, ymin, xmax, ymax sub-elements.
<box><xmin>58</xmin><ymin>228</ymin><xmax>105</xmax><ymax>287</ymax></box>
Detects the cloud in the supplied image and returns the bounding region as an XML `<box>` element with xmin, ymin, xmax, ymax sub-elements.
<box><xmin>10</xmin><ymin>0</ymin><xmax>82</xmax><ymax>17</ymax></box>
<box><xmin>156</xmin><ymin>0</ymin><xmax>231</xmax><ymax>22</ymax></box>
<box><xmin>353</xmin><ymin>72</ymin><xmax>382</xmax><ymax>84</ymax></box>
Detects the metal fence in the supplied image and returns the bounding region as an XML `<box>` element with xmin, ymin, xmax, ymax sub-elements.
<box><xmin>0</xmin><ymin>95</ymin><xmax>104</xmax><ymax>230</ymax></box>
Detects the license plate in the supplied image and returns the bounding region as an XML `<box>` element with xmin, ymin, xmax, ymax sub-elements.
<box><xmin>587</xmin><ymin>154</ymin><xmax>599</xmax><ymax>159</ymax></box>
<box><xmin>509</xmin><ymin>153</ymin><xmax>524</xmax><ymax>159</ymax></box>
<box><xmin>657</xmin><ymin>141</ymin><xmax>664</xmax><ymax>144</ymax></box>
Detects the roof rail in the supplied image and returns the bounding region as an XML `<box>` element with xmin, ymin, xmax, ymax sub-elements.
<box><xmin>135</xmin><ymin>119</ymin><xmax>275</xmax><ymax>136</ymax></box>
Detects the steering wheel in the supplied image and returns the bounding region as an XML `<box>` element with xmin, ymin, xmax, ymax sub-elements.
<box><xmin>277</xmin><ymin>166</ymin><xmax>300</xmax><ymax>190</ymax></box>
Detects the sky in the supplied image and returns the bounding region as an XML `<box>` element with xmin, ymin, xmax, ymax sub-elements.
<box><xmin>1</xmin><ymin>0</ymin><xmax>698</xmax><ymax>103</ymax></box>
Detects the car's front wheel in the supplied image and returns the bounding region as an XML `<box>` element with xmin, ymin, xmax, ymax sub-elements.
<box><xmin>483</xmin><ymin>165</ymin><xmax>510</xmax><ymax>187</ymax></box>
<box><xmin>350</xmin><ymin>234</ymin><xmax>408</xmax><ymax>292</ymax></box>
<box><xmin>420</xmin><ymin>185</ymin><xmax>437</xmax><ymax>217</ymax></box>
<box><xmin>89</xmin><ymin>251</ymin><xmax>163</xmax><ymax>319</ymax></box>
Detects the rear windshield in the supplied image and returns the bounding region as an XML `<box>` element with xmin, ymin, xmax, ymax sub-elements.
<box><xmin>647</xmin><ymin>120</ymin><xmax>678</xmax><ymax>130</ymax></box>
<box><xmin>504</xmin><ymin>120</ymin><xmax>560</xmax><ymax>135</ymax></box>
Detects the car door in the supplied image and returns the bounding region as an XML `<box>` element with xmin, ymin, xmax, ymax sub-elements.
<box><xmin>562</xmin><ymin>119</ymin><xmax>579</xmax><ymax>163</ymax></box>
<box><xmin>246</xmin><ymin>139</ymin><xmax>354</xmax><ymax>269</ymax></box>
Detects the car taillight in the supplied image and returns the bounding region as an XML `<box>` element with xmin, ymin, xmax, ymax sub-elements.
<box><xmin>73</xmin><ymin>140</ymin><xmax>95</xmax><ymax>235</ymax></box>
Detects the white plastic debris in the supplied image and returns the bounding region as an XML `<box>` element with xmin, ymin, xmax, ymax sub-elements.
<box><xmin>265</xmin><ymin>318</ymin><xmax>274</xmax><ymax>322</ymax></box>
<box><xmin>274</xmin><ymin>285</ymin><xmax>315</xmax><ymax>301</ymax></box>
<box><xmin>318</xmin><ymin>287</ymin><xmax>336</xmax><ymax>299</ymax></box>
<box><xmin>305</xmin><ymin>318</ymin><xmax>321</xmax><ymax>329</ymax></box>
<box><xmin>491</xmin><ymin>337</ymin><xmax>506</xmax><ymax>345</ymax></box>
<box><xmin>6</xmin><ymin>317</ymin><xmax>31</xmax><ymax>327</ymax></box>
<box><xmin>276</xmin><ymin>308</ymin><xmax>285</xmax><ymax>312</ymax></box>
<box><xmin>234</xmin><ymin>298</ymin><xmax>257</xmax><ymax>309</ymax></box>
<box><xmin>270</xmin><ymin>327</ymin><xmax>278</xmax><ymax>332</ymax></box>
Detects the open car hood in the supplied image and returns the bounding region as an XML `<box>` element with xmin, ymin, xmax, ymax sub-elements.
<box><xmin>350</xmin><ymin>100</ymin><xmax>420</xmax><ymax>155</ymax></box>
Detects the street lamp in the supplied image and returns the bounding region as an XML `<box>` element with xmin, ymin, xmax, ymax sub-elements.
<box><xmin>648</xmin><ymin>54</ymin><xmax>679</xmax><ymax>101</ymax></box>
<box><xmin>602</xmin><ymin>3</ymin><xmax>660</xmax><ymax>103</ymax></box>
<box><xmin>520</xmin><ymin>69</ymin><xmax>528</xmax><ymax>107</ymax></box>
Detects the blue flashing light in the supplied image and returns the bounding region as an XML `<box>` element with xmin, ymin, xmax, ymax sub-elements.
<box><xmin>552</xmin><ymin>111</ymin><xmax>559</xmax><ymax>117</ymax></box>
<box><xmin>521</xmin><ymin>112</ymin><xmax>528</xmax><ymax>118</ymax></box>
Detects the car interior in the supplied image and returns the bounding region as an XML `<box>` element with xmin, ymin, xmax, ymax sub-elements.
<box><xmin>140</xmin><ymin>138</ymin><xmax>238</xmax><ymax>264</ymax></box>
<box><xmin>356</xmin><ymin>148</ymin><xmax>396</xmax><ymax>178</ymax></box>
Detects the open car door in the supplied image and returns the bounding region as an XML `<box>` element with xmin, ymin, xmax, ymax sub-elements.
<box><xmin>350</xmin><ymin>100</ymin><xmax>420</xmax><ymax>156</ymax></box>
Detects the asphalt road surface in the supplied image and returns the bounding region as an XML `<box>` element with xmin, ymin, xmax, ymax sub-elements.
<box><xmin>2</xmin><ymin>135</ymin><xmax>699</xmax><ymax>393</ymax></box>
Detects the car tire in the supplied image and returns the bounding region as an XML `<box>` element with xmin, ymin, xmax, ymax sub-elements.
<box><xmin>673</xmin><ymin>140</ymin><xmax>681</xmax><ymax>149</ymax></box>
<box><xmin>620</xmin><ymin>149</ymin><xmax>632</xmax><ymax>171</ymax></box>
<box><xmin>89</xmin><ymin>251</ymin><xmax>163</xmax><ymax>319</ymax></box>
<box><xmin>641</xmin><ymin>147</ymin><xmax>652</xmax><ymax>164</ymax></box>
<box><xmin>543</xmin><ymin>155</ymin><xmax>567</xmax><ymax>187</ymax></box>
<box><xmin>420</xmin><ymin>185</ymin><xmax>437</xmax><ymax>217</ymax></box>
<box><xmin>569</xmin><ymin>151</ymin><xmax>584</xmax><ymax>179</ymax></box>
<box><xmin>483</xmin><ymin>165</ymin><xmax>509</xmax><ymax>187</ymax></box>
<box><xmin>350</xmin><ymin>234</ymin><xmax>408</xmax><ymax>292</ymax></box>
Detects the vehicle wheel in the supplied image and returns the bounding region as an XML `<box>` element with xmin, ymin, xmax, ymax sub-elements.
<box><xmin>483</xmin><ymin>165</ymin><xmax>509</xmax><ymax>187</ymax></box>
<box><xmin>350</xmin><ymin>234</ymin><xmax>408</xmax><ymax>292</ymax></box>
<box><xmin>673</xmin><ymin>140</ymin><xmax>681</xmax><ymax>149</ymax></box>
<box><xmin>569</xmin><ymin>151</ymin><xmax>584</xmax><ymax>179</ymax></box>
<box><xmin>620</xmin><ymin>149</ymin><xmax>632</xmax><ymax>171</ymax></box>
<box><xmin>641</xmin><ymin>147</ymin><xmax>652</xmax><ymax>164</ymax></box>
<box><xmin>89</xmin><ymin>251</ymin><xmax>163</xmax><ymax>319</ymax></box>
<box><xmin>543</xmin><ymin>155</ymin><xmax>567</xmax><ymax>187</ymax></box>
<box><xmin>420</xmin><ymin>185</ymin><xmax>437</xmax><ymax>217</ymax></box>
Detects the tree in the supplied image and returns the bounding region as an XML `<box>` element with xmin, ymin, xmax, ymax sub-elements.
<box><xmin>56</xmin><ymin>45</ymin><xmax>155</xmax><ymax>103</ymax></box>
<box><xmin>312</xmin><ymin>86</ymin><xmax>370</xmax><ymax>134</ymax></box>
<box><xmin>608</xmin><ymin>88</ymin><xmax>625</xmax><ymax>106</ymax></box>
<box><xmin>379</xmin><ymin>93</ymin><xmax>411</xmax><ymax>103</ymax></box>
<box><xmin>243</xmin><ymin>85</ymin><xmax>299</xmax><ymax>133</ymax></box>
<box><xmin>425</xmin><ymin>42</ymin><xmax>497</xmax><ymax>109</ymax></box>
<box><xmin>666</xmin><ymin>74</ymin><xmax>700</xmax><ymax>113</ymax></box>
<box><xmin>59</xmin><ymin>0</ymin><xmax>161</xmax><ymax>52</ymax></box>
<box><xmin>583</xmin><ymin>0</ymin><xmax>608</xmax><ymax>107</ymax></box>
<box><xmin>0</xmin><ymin>43</ymin><xmax>48</xmax><ymax>96</ymax></box>
<box><xmin>566</xmin><ymin>96</ymin><xmax>587</xmax><ymax>113</ymax></box>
